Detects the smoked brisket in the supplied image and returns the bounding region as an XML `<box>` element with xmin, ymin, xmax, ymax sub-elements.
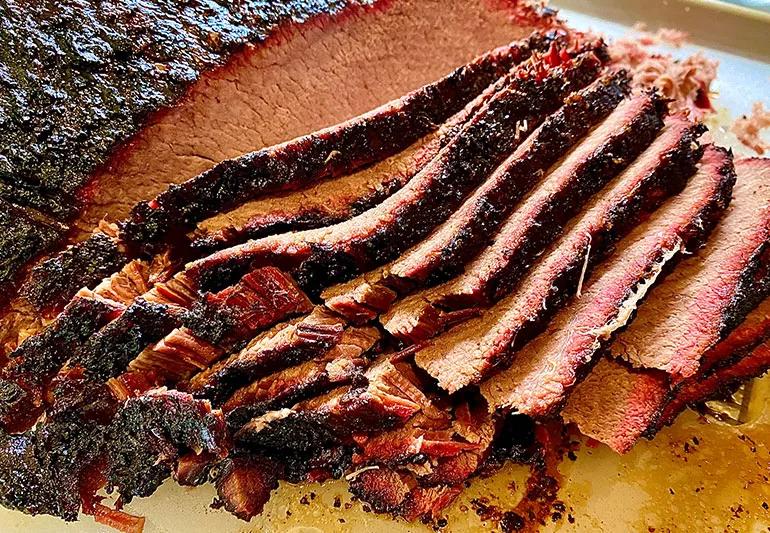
<box><xmin>480</xmin><ymin>145</ymin><xmax>735</xmax><ymax>415</ymax></box>
<box><xmin>383</xmin><ymin>92</ymin><xmax>675</xmax><ymax>343</ymax></box>
<box><xmin>611</xmin><ymin>157</ymin><xmax>770</xmax><ymax>381</ymax></box>
<box><xmin>324</xmin><ymin>71</ymin><xmax>631</xmax><ymax>322</ymax></box>
<box><xmin>21</xmin><ymin>33</ymin><xmax>550</xmax><ymax>314</ymax></box>
<box><xmin>414</xmin><ymin>116</ymin><xmax>706</xmax><ymax>391</ymax></box>
<box><xmin>188</xmin><ymin>52</ymin><xmax>605</xmax><ymax>295</ymax></box>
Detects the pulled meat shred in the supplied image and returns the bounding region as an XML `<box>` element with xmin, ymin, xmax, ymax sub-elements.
<box><xmin>731</xmin><ymin>102</ymin><xmax>770</xmax><ymax>155</ymax></box>
<box><xmin>609</xmin><ymin>30</ymin><xmax>717</xmax><ymax>119</ymax></box>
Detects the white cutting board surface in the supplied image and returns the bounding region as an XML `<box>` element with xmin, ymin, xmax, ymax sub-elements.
<box><xmin>3</xmin><ymin>4</ymin><xmax>769</xmax><ymax>533</ymax></box>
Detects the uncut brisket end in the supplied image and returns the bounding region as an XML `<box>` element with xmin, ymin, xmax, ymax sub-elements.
<box><xmin>120</xmin><ymin>34</ymin><xmax>550</xmax><ymax>252</ymax></box>
<box><xmin>612</xmin><ymin>157</ymin><xmax>770</xmax><ymax>381</ymax></box>
<box><xmin>1</xmin><ymin>0</ymin><xmax>362</xmax><ymax>207</ymax></box>
<box><xmin>188</xmin><ymin>52</ymin><xmax>605</xmax><ymax>294</ymax></box>
<box><xmin>20</xmin><ymin>33</ymin><xmax>550</xmax><ymax>315</ymax></box>
<box><xmin>1</xmin><ymin>0</ymin><xmax>364</xmax><ymax>280</ymax></box>
<box><xmin>413</xmin><ymin>115</ymin><xmax>705</xmax><ymax>391</ymax></box>
<box><xmin>481</xmin><ymin>145</ymin><xmax>735</xmax><ymax>416</ymax></box>
<box><xmin>324</xmin><ymin>71</ymin><xmax>630</xmax><ymax>322</ymax></box>
<box><xmin>383</xmin><ymin>91</ymin><xmax>675</xmax><ymax>344</ymax></box>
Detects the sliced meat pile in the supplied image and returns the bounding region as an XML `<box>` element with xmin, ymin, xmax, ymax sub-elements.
<box><xmin>0</xmin><ymin>8</ymin><xmax>767</xmax><ymax>533</ymax></box>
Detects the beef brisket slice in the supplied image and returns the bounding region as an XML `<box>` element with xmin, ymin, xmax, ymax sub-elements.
<box><xmin>188</xmin><ymin>53</ymin><xmax>604</xmax><ymax>294</ymax></box>
<box><xmin>656</xmin><ymin>341</ymin><xmax>770</xmax><ymax>430</ymax></box>
<box><xmin>611</xmin><ymin>157</ymin><xmax>770</xmax><ymax>381</ymax></box>
<box><xmin>0</xmin><ymin>295</ymin><xmax>123</xmax><ymax>432</ymax></box>
<box><xmin>221</xmin><ymin>325</ymin><xmax>380</xmax><ymax>427</ymax></box>
<box><xmin>564</xmin><ymin>294</ymin><xmax>770</xmax><ymax>453</ymax></box>
<box><xmin>323</xmin><ymin>72</ymin><xmax>630</xmax><ymax>322</ymax></box>
<box><xmin>413</xmin><ymin>115</ymin><xmax>705</xmax><ymax>391</ymax></box>
<box><xmin>383</xmin><ymin>91</ymin><xmax>674</xmax><ymax>344</ymax></box>
<box><xmin>480</xmin><ymin>145</ymin><xmax>735</xmax><ymax>415</ymax></box>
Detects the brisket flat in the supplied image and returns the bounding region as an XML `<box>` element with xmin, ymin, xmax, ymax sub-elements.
<box><xmin>480</xmin><ymin>145</ymin><xmax>735</xmax><ymax>415</ymax></box>
<box><xmin>190</xmin><ymin>51</ymin><xmax>530</xmax><ymax>255</ymax></box>
<box><xmin>187</xmin><ymin>53</ymin><xmax>604</xmax><ymax>295</ymax></box>
<box><xmin>383</xmin><ymin>91</ymin><xmax>675</xmax><ymax>343</ymax></box>
<box><xmin>323</xmin><ymin>72</ymin><xmax>631</xmax><ymax>322</ymax></box>
<box><xmin>611</xmin><ymin>157</ymin><xmax>770</xmax><ymax>381</ymax></box>
<box><xmin>21</xmin><ymin>33</ymin><xmax>549</xmax><ymax>315</ymax></box>
<box><xmin>563</xmin><ymin>294</ymin><xmax>770</xmax><ymax>453</ymax></box>
<box><xmin>414</xmin><ymin>116</ymin><xmax>705</xmax><ymax>391</ymax></box>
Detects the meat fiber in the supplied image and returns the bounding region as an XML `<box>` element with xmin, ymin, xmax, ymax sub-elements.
<box><xmin>323</xmin><ymin>72</ymin><xmax>631</xmax><ymax>322</ymax></box>
<box><xmin>187</xmin><ymin>53</ymin><xmax>605</xmax><ymax>295</ymax></box>
<box><xmin>611</xmin><ymin>157</ymin><xmax>770</xmax><ymax>381</ymax></box>
<box><xmin>564</xmin><ymin>281</ymin><xmax>770</xmax><ymax>453</ymax></box>
<box><xmin>480</xmin><ymin>145</ymin><xmax>735</xmax><ymax>415</ymax></box>
<box><xmin>414</xmin><ymin>116</ymin><xmax>705</xmax><ymax>391</ymax></box>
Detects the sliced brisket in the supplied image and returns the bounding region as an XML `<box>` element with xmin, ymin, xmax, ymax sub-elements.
<box><xmin>20</xmin><ymin>33</ymin><xmax>550</xmax><ymax>315</ymax></box>
<box><xmin>414</xmin><ymin>116</ymin><xmax>705</xmax><ymax>391</ymax></box>
<box><xmin>480</xmin><ymin>145</ymin><xmax>735</xmax><ymax>415</ymax></box>
<box><xmin>191</xmin><ymin>50</ymin><xmax>532</xmax><ymax>255</ymax></box>
<box><xmin>235</xmin><ymin>356</ymin><xmax>438</xmax><ymax>451</ymax></box>
<box><xmin>563</xmin><ymin>295</ymin><xmax>770</xmax><ymax>453</ymax></box>
<box><xmin>384</xmin><ymin>91</ymin><xmax>675</xmax><ymax>343</ymax></box>
<box><xmin>324</xmin><ymin>71</ymin><xmax>631</xmax><ymax>322</ymax></box>
<box><xmin>562</xmin><ymin>278</ymin><xmax>770</xmax><ymax>453</ymax></box>
<box><xmin>186</xmin><ymin>306</ymin><xmax>377</xmax><ymax>407</ymax></box>
<box><xmin>188</xmin><ymin>52</ymin><xmax>605</xmax><ymax>295</ymax></box>
<box><xmin>655</xmin><ymin>341</ymin><xmax>770</xmax><ymax>430</ymax></box>
<box><xmin>611</xmin><ymin>157</ymin><xmax>770</xmax><ymax>381</ymax></box>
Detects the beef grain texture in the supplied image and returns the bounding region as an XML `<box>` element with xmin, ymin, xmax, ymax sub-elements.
<box><xmin>23</xmin><ymin>32</ymin><xmax>548</xmax><ymax>314</ymax></box>
<box><xmin>323</xmin><ymin>72</ymin><xmax>631</xmax><ymax>322</ymax></box>
<box><xmin>480</xmin><ymin>145</ymin><xmax>736</xmax><ymax>416</ymax></box>
<box><xmin>611</xmin><ymin>157</ymin><xmax>770</xmax><ymax>381</ymax></box>
<box><xmin>564</xmin><ymin>296</ymin><xmax>770</xmax><ymax>453</ymax></box>
<box><xmin>187</xmin><ymin>53</ymin><xmax>604</xmax><ymax>295</ymax></box>
<box><xmin>414</xmin><ymin>116</ymin><xmax>705</xmax><ymax>391</ymax></box>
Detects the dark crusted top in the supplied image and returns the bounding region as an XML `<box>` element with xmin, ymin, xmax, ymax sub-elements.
<box><xmin>0</xmin><ymin>0</ymin><xmax>359</xmax><ymax>298</ymax></box>
<box><xmin>0</xmin><ymin>0</ymin><xmax>357</xmax><ymax>211</ymax></box>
